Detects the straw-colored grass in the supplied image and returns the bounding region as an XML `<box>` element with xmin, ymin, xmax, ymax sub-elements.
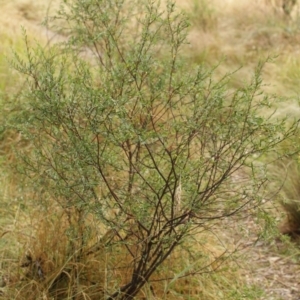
<box><xmin>0</xmin><ymin>202</ymin><xmax>263</xmax><ymax>299</ymax></box>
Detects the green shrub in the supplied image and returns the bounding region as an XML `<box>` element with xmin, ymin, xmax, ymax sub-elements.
<box><xmin>7</xmin><ymin>0</ymin><xmax>299</xmax><ymax>299</ymax></box>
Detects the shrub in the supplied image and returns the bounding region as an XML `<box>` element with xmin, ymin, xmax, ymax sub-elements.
<box><xmin>8</xmin><ymin>0</ymin><xmax>298</xmax><ymax>299</ymax></box>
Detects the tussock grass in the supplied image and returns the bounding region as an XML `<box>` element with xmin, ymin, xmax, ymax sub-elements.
<box><xmin>263</xmin><ymin>128</ymin><xmax>300</xmax><ymax>243</ymax></box>
<box><xmin>0</xmin><ymin>205</ymin><xmax>105</xmax><ymax>299</ymax></box>
<box><xmin>0</xmin><ymin>203</ymin><xmax>260</xmax><ymax>299</ymax></box>
<box><xmin>273</xmin><ymin>156</ymin><xmax>300</xmax><ymax>239</ymax></box>
<box><xmin>279</xmin><ymin>55</ymin><xmax>300</xmax><ymax>94</ymax></box>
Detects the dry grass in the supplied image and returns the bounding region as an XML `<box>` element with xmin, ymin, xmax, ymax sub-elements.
<box><xmin>0</xmin><ymin>202</ymin><xmax>258</xmax><ymax>299</ymax></box>
<box><xmin>178</xmin><ymin>0</ymin><xmax>300</xmax><ymax>94</ymax></box>
<box><xmin>0</xmin><ymin>204</ymin><xmax>105</xmax><ymax>299</ymax></box>
<box><xmin>271</xmin><ymin>154</ymin><xmax>300</xmax><ymax>238</ymax></box>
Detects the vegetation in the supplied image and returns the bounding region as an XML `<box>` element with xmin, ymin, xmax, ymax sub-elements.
<box><xmin>1</xmin><ymin>0</ymin><xmax>300</xmax><ymax>299</ymax></box>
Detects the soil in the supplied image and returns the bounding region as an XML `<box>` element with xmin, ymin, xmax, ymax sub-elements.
<box><xmin>222</xmin><ymin>211</ymin><xmax>300</xmax><ymax>300</ymax></box>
